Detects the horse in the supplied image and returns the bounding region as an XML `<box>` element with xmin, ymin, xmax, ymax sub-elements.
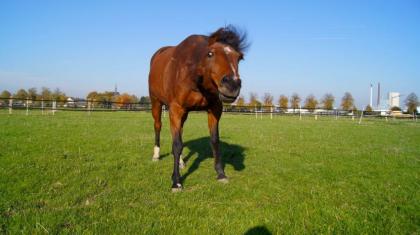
<box><xmin>148</xmin><ymin>26</ymin><xmax>248</xmax><ymax>192</ymax></box>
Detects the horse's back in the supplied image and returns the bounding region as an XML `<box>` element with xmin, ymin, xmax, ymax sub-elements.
<box><xmin>148</xmin><ymin>46</ymin><xmax>176</xmax><ymax>101</ymax></box>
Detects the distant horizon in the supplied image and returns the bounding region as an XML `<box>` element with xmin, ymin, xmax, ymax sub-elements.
<box><xmin>1</xmin><ymin>1</ymin><xmax>419</xmax><ymax>109</ymax></box>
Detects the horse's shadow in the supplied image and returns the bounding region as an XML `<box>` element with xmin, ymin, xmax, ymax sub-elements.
<box><xmin>162</xmin><ymin>137</ymin><xmax>246</xmax><ymax>182</ymax></box>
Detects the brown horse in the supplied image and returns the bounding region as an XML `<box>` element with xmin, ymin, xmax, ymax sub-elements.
<box><xmin>148</xmin><ymin>26</ymin><xmax>248</xmax><ymax>191</ymax></box>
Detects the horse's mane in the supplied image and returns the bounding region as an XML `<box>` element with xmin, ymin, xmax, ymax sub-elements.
<box><xmin>208</xmin><ymin>25</ymin><xmax>249</xmax><ymax>54</ymax></box>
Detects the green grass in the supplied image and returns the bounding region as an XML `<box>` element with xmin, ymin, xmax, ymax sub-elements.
<box><xmin>0</xmin><ymin>110</ymin><xmax>419</xmax><ymax>234</ymax></box>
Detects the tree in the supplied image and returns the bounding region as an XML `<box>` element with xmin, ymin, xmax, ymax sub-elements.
<box><xmin>40</xmin><ymin>87</ymin><xmax>52</xmax><ymax>100</ymax></box>
<box><xmin>321</xmin><ymin>93</ymin><xmax>335</xmax><ymax>110</ymax></box>
<box><xmin>304</xmin><ymin>94</ymin><xmax>318</xmax><ymax>111</ymax></box>
<box><xmin>130</xmin><ymin>95</ymin><xmax>139</xmax><ymax>103</ymax></box>
<box><xmin>263</xmin><ymin>92</ymin><xmax>273</xmax><ymax>106</ymax></box>
<box><xmin>139</xmin><ymin>96</ymin><xmax>151</xmax><ymax>104</ymax></box>
<box><xmin>27</xmin><ymin>87</ymin><xmax>38</xmax><ymax>100</ymax></box>
<box><xmin>87</xmin><ymin>91</ymin><xmax>99</xmax><ymax>101</ymax></box>
<box><xmin>341</xmin><ymin>92</ymin><xmax>354</xmax><ymax>111</ymax></box>
<box><xmin>278</xmin><ymin>95</ymin><xmax>288</xmax><ymax>110</ymax></box>
<box><xmin>115</xmin><ymin>93</ymin><xmax>136</xmax><ymax>108</ymax></box>
<box><xmin>52</xmin><ymin>88</ymin><xmax>67</xmax><ymax>102</ymax></box>
<box><xmin>14</xmin><ymin>89</ymin><xmax>28</xmax><ymax>100</ymax></box>
<box><xmin>236</xmin><ymin>95</ymin><xmax>245</xmax><ymax>107</ymax></box>
<box><xmin>0</xmin><ymin>90</ymin><xmax>11</xmax><ymax>99</ymax></box>
<box><xmin>290</xmin><ymin>93</ymin><xmax>301</xmax><ymax>110</ymax></box>
<box><xmin>0</xmin><ymin>90</ymin><xmax>11</xmax><ymax>105</ymax></box>
<box><xmin>365</xmin><ymin>104</ymin><xmax>373</xmax><ymax>113</ymax></box>
<box><xmin>405</xmin><ymin>92</ymin><xmax>419</xmax><ymax>114</ymax></box>
<box><xmin>248</xmin><ymin>92</ymin><xmax>259</xmax><ymax>106</ymax></box>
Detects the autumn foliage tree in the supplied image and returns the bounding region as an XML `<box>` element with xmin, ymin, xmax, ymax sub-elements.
<box><xmin>278</xmin><ymin>95</ymin><xmax>288</xmax><ymax>110</ymax></box>
<box><xmin>304</xmin><ymin>94</ymin><xmax>318</xmax><ymax>111</ymax></box>
<box><xmin>0</xmin><ymin>90</ymin><xmax>11</xmax><ymax>105</ymax></box>
<box><xmin>365</xmin><ymin>104</ymin><xmax>373</xmax><ymax>113</ymax></box>
<box><xmin>290</xmin><ymin>93</ymin><xmax>301</xmax><ymax>110</ymax></box>
<box><xmin>14</xmin><ymin>89</ymin><xmax>28</xmax><ymax>100</ymax></box>
<box><xmin>249</xmin><ymin>92</ymin><xmax>261</xmax><ymax>107</ymax></box>
<box><xmin>27</xmin><ymin>88</ymin><xmax>38</xmax><ymax>100</ymax></box>
<box><xmin>236</xmin><ymin>95</ymin><xmax>245</xmax><ymax>106</ymax></box>
<box><xmin>86</xmin><ymin>91</ymin><xmax>115</xmax><ymax>105</ymax></box>
<box><xmin>52</xmin><ymin>88</ymin><xmax>67</xmax><ymax>102</ymax></box>
<box><xmin>321</xmin><ymin>93</ymin><xmax>335</xmax><ymax>110</ymax></box>
<box><xmin>115</xmin><ymin>93</ymin><xmax>135</xmax><ymax>108</ymax></box>
<box><xmin>263</xmin><ymin>93</ymin><xmax>274</xmax><ymax>106</ymax></box>
<box><xmin>341</xmin><ymin>92</ymin><xmax>354</xmax><ymax>111</ymax></box>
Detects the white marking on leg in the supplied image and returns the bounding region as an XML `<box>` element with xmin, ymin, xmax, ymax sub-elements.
<box><xmin>152</xmin><ymin>146</ymin><xmax>160</xmax><ymax>161</ymax></box>
<box><xmin>179</xmin><ymin>155</ymin><xmax>185</xmax><ymax>169</ymax></box>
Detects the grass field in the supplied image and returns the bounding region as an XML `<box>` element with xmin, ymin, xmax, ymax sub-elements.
<box><xmin>0</xmin><ymin>110</ymin><xmax>419</xmax><ymax>234</ymax></box>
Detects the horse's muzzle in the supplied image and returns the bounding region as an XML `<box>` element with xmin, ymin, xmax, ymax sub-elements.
<box><xmin>218</xmin><ymin>76</ymin><xmax>241</xmax><ymax>103</ymax></box>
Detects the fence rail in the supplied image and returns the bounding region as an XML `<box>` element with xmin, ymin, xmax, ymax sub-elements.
<box><xmin>0</xmin><ymin>97</ymin><xmax>418</xmax><ymax>121</ymax></box>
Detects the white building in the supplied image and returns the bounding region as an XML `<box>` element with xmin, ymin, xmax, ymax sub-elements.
<box><xmin>388</xmin><ymin>92</ymin><xmax>400</xmax><ymax>108</ymax></box>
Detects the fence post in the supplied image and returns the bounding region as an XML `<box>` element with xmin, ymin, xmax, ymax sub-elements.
<box><xmin>9</xmin><ymin>96</ymin><xmax>12</xmax><ymax>115</ymax></box>
<box><xmin>299</xmin><ymin>105</ymin><xmax>302</xmax><ymax>121</ymax></box>
<box><xmin>41</xmin><ymin>99</ymin><xmax>44</xmax><ymax>115</ymax></box>
<box><xmin>255</xmin><ymin>105</ymin><xmax>257</xmax><ymax>119</ymax></box>
<box><xmin>52</xmin><ymin>100</ymin><xmax>57</xmax><ymax>115</ymax></box>
<box><xmin>87</xmin><ymin>99</ymin><xmax>91</xmax><ymax>116</ymax></box>
<box><xmin>26</xmin><ymin>97</ymin><xmax>29</xmax><ymax>116</ymax></box>
<box><xmin>270</xmin><ymin>106</ymin><xmax>273</xmax><ymax>120</ymax></box>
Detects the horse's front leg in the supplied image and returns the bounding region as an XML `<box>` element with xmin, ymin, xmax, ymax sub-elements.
<box><xmin>208</xmin><ymin>105</ymin><xmax>227</xmax><ymax>182</ymax></box>
<box><xmin>169</xmin><ymin>105</ymin><xmax>186</xmax><ymax>192</ymax></box>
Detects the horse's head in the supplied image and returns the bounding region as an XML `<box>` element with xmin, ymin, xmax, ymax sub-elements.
<box><xmin>202</xmin><ymin>26</ymin><xmax>248</xmax><ymax>103</ymax></box>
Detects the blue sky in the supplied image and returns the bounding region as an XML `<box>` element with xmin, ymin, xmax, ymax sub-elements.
<box><xmin>0</xmin><ymin>0</ymin><xmax>419</xmax><ymax>108</ymax></box>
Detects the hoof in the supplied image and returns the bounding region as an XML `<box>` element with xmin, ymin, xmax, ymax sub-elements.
<box><xmin>179</xmin><ymin>161</ymin><xmax>185</xmax><ymax>169</ymax></box>
<box><xmin>171</xmin><ymin>183</ymin><xmax>183</xmax><ymax>192</ymax></box>
<box><xmin>152</xmin><ymin>157</ymin><xmax>159</xmax><ymax>162</ymax></box>
<box><xmin>217</xmin><ymin>177</ymin><xmax>229</xmax><ymax>184</ymax></box>
<box><xmin>171</xmin><ymin>187</ymin><xmax>182</xmax><ymax>193</ymax></box>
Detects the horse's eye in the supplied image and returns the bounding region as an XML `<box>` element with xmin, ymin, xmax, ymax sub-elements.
<box><xmin>207</xmin><ymin>52</ymin><xmax>214</xmax><ymax>58</ymax></box>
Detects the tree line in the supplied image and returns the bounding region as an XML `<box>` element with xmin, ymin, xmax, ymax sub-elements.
<box><xmin>235</xmin><ymin>92</ymin><xmax>355</xmax><ymax>111</ymax></box>
<box><xmin>235</xmin><ymin>92</ymin><xmax>419</xmax><ymax>113</ymax></box>
<box><xmin>1</xmin><ymin>88</ymin><xmax>418</xmax><ymax>113</ymax></box>
<box><xmin>0</xmin><ymin>88</ymin><xmax>150</xmax><ymax>108</ymax></box>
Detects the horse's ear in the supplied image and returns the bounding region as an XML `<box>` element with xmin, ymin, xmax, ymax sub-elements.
<box><xmin>208</xmin><ymin>28</ymin><xmax>223</xmax><ymax>46</ymax></box>
<box><xmin>208</xmin><ymin>35</ymin><xmax>217</xmax><ymax>46</ymax></box>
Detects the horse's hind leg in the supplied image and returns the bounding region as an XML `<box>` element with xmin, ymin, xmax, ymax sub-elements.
<box><xmin>151</xmin><ymin>98</ymin><xmax>162</xmax><ymax>161</ymax></box>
